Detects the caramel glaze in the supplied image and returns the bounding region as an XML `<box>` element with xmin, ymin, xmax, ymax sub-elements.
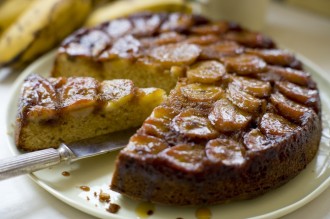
<box><xmin>61</xmin><ymin>171</ymin><xmax>70</xmax><ymax>177</ymax></box>
<box><xmin>80</xmin><ymin>186</ymin><xmax>90</xmax><ymax>192</ymax></box>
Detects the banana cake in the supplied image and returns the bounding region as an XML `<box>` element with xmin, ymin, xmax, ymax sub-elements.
<box><xmin>15</xmin><ymin>74</ymin><xmax>165</xmax><ymax>151</ymax></box>
<box><xmin>48</xmin><ymin>12</ymin><xmax>321</xmax><ymax>205</ymax></box>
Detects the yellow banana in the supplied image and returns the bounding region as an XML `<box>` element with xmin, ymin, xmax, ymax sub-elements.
<box><xmin>85</xmin><ymin>0</ymin><xmax>192</xmax><ymax>27</ymax></box>
<box><xmin>0</xmin><ymin>0</ymin><xmax>92</xmax><ymax>69</ymax></box>
<box><xmin>0</xmin><ymin>0</ymin><xmax>34</xmax><ymax>35</ymax></box>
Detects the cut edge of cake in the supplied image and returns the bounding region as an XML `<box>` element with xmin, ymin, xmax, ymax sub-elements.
<box><xmin>15</xmin><ymin>74</ymin><xmax>166</xmax><ymax>151</ymax></box>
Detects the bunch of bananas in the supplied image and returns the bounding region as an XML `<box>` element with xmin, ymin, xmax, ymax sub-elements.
<box><xmin>0</xmin><ymin>0</ymin><xmax>192</xmax><ymax>70</ymax></box>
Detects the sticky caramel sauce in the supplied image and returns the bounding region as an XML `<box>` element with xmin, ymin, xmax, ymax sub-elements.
<box><xmin>61</xmin><ymin>171</ymin><xmax>70</xmax><ymax>176</ymax></box>
<box><xmin>107</xmin><ymin>203</ymin><xmax>121</xmax><ymax>214</ymax></box>
<box><xmin>135</xmin><ymin>202</ymin><xmax>155</xmax><ymax>218</ymax></box>
<box><xmin>99</xmin><ymin>191</ymin><xmax>111</xmax><ymax>203</ymax></box>
<box><xmin>195</xmin><ymin>207</ymin><xmax>212</xmax><ymax>219</ymax></box>
<box><xmin>79</xmin><ymin>186</ymin><xmax>90</xmax><ymax>192</ymax></box>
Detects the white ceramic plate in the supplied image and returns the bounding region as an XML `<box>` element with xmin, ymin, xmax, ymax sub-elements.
<box><xmin>5</xmin><ymin>51</ymin><xmax>330</xmax><ymax>219</ymax></box>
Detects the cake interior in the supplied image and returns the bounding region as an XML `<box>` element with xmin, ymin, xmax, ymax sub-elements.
<box><xmin>16</xmin><ymin>75</ymin><xmax>166</xmax><ymax>151</ymax></box>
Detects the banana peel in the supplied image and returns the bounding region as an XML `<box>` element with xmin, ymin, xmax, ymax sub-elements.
<box><xmin>0</xmin><ymin>0</ymin><xmax>34</xmax><ymax>36</ymax></box>
<box><xmin>85</xmin><ymin>0</ymin><xmax>192</xmax><ymax>27</ymax></box>
<box><xmin>0</xmin><ymin>0</ymin><xmax>92</xmax><ymax>69</ymax></box>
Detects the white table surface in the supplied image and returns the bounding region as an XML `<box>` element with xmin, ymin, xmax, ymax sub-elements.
<box><xmin>0</xmin><ymin>2</ymin><xmax>329</xmax><ymax>219</ymax></box>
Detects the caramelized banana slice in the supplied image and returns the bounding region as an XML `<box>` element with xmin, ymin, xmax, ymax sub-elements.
<box><xmin>226</xmin><ymin>83</ymin><xmax>265</xmax><ymax>113</ymax></box>
<box><xmin>143</xmin><ymin>119</ymin><xmax>169</xmax><ymax>138</ymax></box>
<box><xmin>100</xmin><ymin>79</ymin><xmax>134</xmax><ymax>101</ymax></box>
<box><xmin>48</xmin><ymin>77</ymin><xmax>67</xmax><ymax>90</ymax></box>
<box><xmin>245</xmin><ymin>49</ymin><xmax>300</xmax><ymax>68</ymax></box>
<box><xmin>270</xmin><ymin>92</ymin><xmax>311</xmax><ymax>123</ymax></box>
<box><xmin>208</xmin><ymin>99</ymin><xmax>252</xmax><ymax>132</ymax></box>
<box><xmin>260</xmin><ymin>113</ymin><xmax>297</xmax><ymax>136</ymax></box>
<box><xmin>243</xmin><ymin>129</ymin><xmax>270</xmax><ymax>151</ymax></box>
<box><xmin>140</xmin><ymin>32</ymin><xmax>186</xmax><ymax>47</ymax></box>
<box><xmin>180</xmin><ymin>83</ymin><xmax>223</xmax><ymax>102</ymax></box>
<box><xmin>231</xmin><ymin>76</ymin><xmax>271</xmax><ymax>98</ymax></box>
<box><xmin>21</xmin><ymin>74</ymin><xmax>59</xmax><ymax>121</ymax></box>
<box><xmin>151</xmin><ymin>105</ymin><xmax>177</xmax><ymax>120</ymax></box>
<box><xmin>187</xmin><ymin>60</ymin><xmax>226</xmax><ymax>83</ymax></box>
<box><xmin>160</xmin><ymin>144</ymin><xmax>205</xmax><ymax>172</ymax></box>
<box><xmin>100</xmin><ymin>79</ymin><xmax>135</xmax><ymax>110</ymax></box>
<box><xmin>60</xmin><ymin>77</ymin><xmax>98</xmax><ymax>112</ymax></box>
<box><xmin>142</xmin><ymin>106</ymin><xmax>177</xmax><ymax>138</ymax></box>
<box><xmin>160</xmin><ymin>13</ymin><xmax>195</xmax><ymax>33</ymax></box>
<box><xmin>104</xmin><ymin>18</ymin><xmax>132</xmax><ymax>38</ymax></box>
<box><xmin>109</xmin><ymin>35</ymin><xmax>141</xmax><ymax>59</ymax></box>
<box><xmin>123</xmin><ymin>134</ymin><xmax>168</xmax><ymax>157</ymax></box>
<box><xmin>276</xmin><ymin>81</ymin><xmax>318</xmax><ymax>106</ymax></box>
<box><xmin>206</xmin><ymin>138</ymin><xmax>246</xmax><ymax>165</ymax></box>
<box><xmin>135</xmin><ymin>87</ymin><xmax>166</xmax><ymax>108</ymax></box>
<box><xmin>224</xmin><ymin>31</ymin><xmax>275</xmax><ymax>48</ymax></box>
<box><xmin>185</xmin><ymin>34</ymin><xmax>220</xmax><ymax>45</ymax></box>
<box><xmin>130</xmin><ymin>14</ymin><xmax>163</xmax><ymax>37</ymax></box>
<box><xmin>254</xmin><ymin>71</ymin><xmax>281</xmax><ymax>84</ymax></box>
<box><xmin>190</xmin><ymin>21</ymin><xmax>231</xmax><ymax>35</ymax></box>
<box><xmin>154</xmin><ymin>32</ymin><xmax>186</xmax><ymax>45</ymax></box>
<box><xmin>65</xmin><ymin>30</ymin><xmax>111</xmax><ymax>58</ymax></box>
<box><xmin>200</xmin><ymin>41</ymin><xmax>243</xmax><ymax>59</ymax></box>
<box><xmin>171</xmin><ymin>109</ymin><xmax>218</xmax><ymax>139</ymax></box>
<box><xmin>223</xmin><ymin>54</ymin><xmax>267</xmax><ymax>75</ymax></box>
<box><xmin>150</xmin><ymin>43</ymin><xmax>201</xmax><ymax>67</ymax></box>
<box><xmin>267</xmin><ymin>66</ymin><xmax>312</xmax><ymax>87</ymax></box>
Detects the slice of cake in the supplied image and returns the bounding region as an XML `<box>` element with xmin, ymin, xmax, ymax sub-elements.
<box><xmin>15</xmin><ymin>74</ymin><xmax>165</xmax><ymax>151</ymax></box>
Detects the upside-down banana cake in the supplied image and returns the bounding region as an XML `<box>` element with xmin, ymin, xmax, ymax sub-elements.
<box><xmin>16</xmin><ymin>12</ymin><xmax>321</xmax><ymax>205</ymax></box>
